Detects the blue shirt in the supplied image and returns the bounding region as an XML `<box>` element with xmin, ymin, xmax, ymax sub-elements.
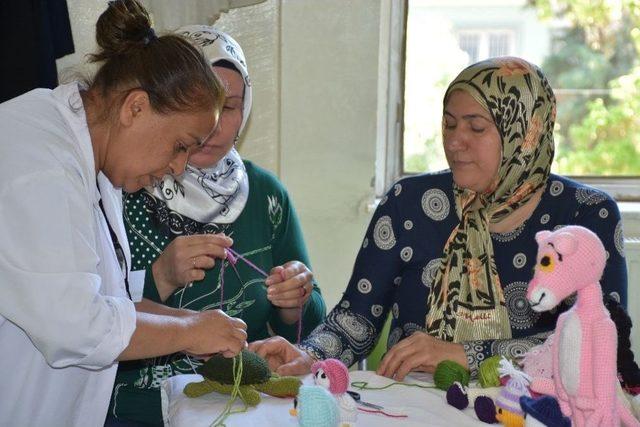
<box><xmin>300</xmin><ymin>171</ymin><xmax>627</xmax><ymax>374</ymax></box>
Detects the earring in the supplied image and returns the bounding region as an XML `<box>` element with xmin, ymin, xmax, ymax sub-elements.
<box><xmin>233</xmin><ymin>136</ymin><xmax>240</xmax><ymax>145</ymax></box>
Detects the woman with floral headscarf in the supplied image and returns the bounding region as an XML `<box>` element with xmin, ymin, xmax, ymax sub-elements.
<box><xmin>107</xmin><ymin>27</ymin><xmax>325</xmax><ymax>425</ymax></box>
<box><xmin>251</xmin><ymin>57</ymin><xmax>627</xmax><ymax>382</ymax></box>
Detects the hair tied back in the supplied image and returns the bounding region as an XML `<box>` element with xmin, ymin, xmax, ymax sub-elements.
<box><xmin>142</xmin><ymin>27</ymin><xmax>157</xmax><ymax>45</ymax></box>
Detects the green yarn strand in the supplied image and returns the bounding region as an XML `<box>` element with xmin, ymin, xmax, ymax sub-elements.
<box><xmin>210</xmin><ymin>355</ymin><xmax>248</xmax><ymax>427</ymax></box>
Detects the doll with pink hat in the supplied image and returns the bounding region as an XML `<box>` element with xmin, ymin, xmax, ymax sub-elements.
<box><xmin>311</xmin><ymin>359</ymin><xmax>358</xmax><ymax>426</ymax></box>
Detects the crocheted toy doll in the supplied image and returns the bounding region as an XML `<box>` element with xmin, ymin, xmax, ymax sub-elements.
<box><xmin>311</xmin><ymin>359</ymin><xmax>357</xmax><ymax>426</ymax></box>
<box><xmin>526</xmin><ymin>226</ymin><xmax>639</xmax><ymax>427</ymax></box>
<box><xmin>519</xmin><ymin>395</ymin><xmax>570</xmax><ymax>427</ymax></box>
<box><xmin>290</xmin><ymin>385</ymin><xmax>340</xmax><ymax>427</ymax></box>
<box><xmin>183</xmin><ymin>349</ymin><xmax>301</xmax><ymax>406</ymax></box>
<box><xmin>494</xmin><ymin>358</ymin><xmax>531</xmax><ymax>427</ymax></box>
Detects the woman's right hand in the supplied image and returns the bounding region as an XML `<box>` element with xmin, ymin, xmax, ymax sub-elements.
<box><xmin>152</xmin><ymin>234</ymin><xmax>233</xmax><ymax>301</ymax></box>
<box><xmin>249</xmin><ymin>336</ymin><xmax>315</xmax><ymax>375</ymax></box>
<box><xmin>183</xmin><ymin>309</ymin><xmax>247</xmax><ymax>358</ymax></box>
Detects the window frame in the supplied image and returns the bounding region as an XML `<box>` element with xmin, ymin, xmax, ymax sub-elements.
<box><xmin>376</xmin><ymin>0</ymin><xmax>640</xmax><ymax>201</ymax></box>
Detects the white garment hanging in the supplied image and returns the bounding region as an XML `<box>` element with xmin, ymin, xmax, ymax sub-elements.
<box><xmin>0</xmin><ymin>83</ymin><xmax>136</xmax><ymax>427</ymax></box>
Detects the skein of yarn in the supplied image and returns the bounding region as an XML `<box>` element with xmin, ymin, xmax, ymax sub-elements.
<box><xmin>478</xmin><ymin>355</ymin><xmax>503</xmax><ymax>388</ymax></box>
<box><xmin>433</xmin><ymin>360</ymin><xmax>470</xmax><ymax>391</ymax></box>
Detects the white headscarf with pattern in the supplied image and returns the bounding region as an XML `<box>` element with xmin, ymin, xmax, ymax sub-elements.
<box><xmin>148</xmin><ymin>26</ymin><xmax>252</xmax><ymax>224</ymax></box>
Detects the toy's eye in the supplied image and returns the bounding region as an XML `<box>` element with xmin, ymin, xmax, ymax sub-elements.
<box><xmin>498</xmin><ymin>408</ymin><xmax>503</xmax><ymax>414</ymax></box>
<box><xmin>314</xmin><ymin>371</ymin><xmax>319</xmax><ymax>378</ymax></box>
<box><xmin>539</xmin><ymin>254</ymin><xmax>555</xmax><ymax>272</ymax></box>
<box><xmin>293</xmin><ymin>398</ymin><xmax>298</xmax><ymax>409</ymax></box>
<box><xmin>321</xmin><ymin>373</ymin><xmax>326</xmax><ymax>379</ymax></box>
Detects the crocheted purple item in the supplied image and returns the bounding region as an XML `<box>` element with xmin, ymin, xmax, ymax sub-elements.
<box><xmin>446</xmin><ymin>382</ymin><xmax>469</xmax><ymax>409</ymax></box>
<box><xmin>474</xmin><ymin>396</ymin><xmax>497</xmax><ymax>424</ymax></box>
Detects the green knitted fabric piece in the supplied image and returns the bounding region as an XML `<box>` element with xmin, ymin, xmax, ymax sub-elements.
<box><xmin>198</xmin><ymin>350</ymin><xmax>270</xmax><ymax>385</ymax></box>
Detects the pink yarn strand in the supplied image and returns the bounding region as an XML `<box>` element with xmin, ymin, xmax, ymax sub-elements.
<box><xmin>219</xmin><ymin>261</ymin><xmax>225</xmax><ymax>311</ymax></box>
<box><xmin>296</xmin><ymin>305</ymin><xmax>303</xmax><ymax>344</ymax></box>
<box><xmin>226</xmin><ymin>248</ymin><xmax>268</xmax><ymax>278</ymax></box>
<box><xmin>357</xmin><ymin>407</ymin><xmax>408</xmax><ymax>418</ymax></box>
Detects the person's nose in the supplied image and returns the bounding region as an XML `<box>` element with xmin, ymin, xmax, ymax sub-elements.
<box><xmin>444</xmin><ymin>127</ymin><xmax>468</xmax><ymax>152</ymax></box>
<box><xmin>168</xmin><ymin>151</ymin><xmax>189</xmax><ymax>177</ymax></box>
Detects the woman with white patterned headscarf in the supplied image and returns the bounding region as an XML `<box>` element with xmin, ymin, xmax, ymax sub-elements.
<box><xmin>108</xmin><ymin>27</ymin><xmax>325</xmax><ymax>426</ymax></box>
<box><xmin>250</xmin><ymin>57</ymin><xmax>627</xmax><ymax>385</ymax></box>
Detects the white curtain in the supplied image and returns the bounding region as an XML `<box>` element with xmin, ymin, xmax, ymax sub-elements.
<box><xmin>141</xmin><ymin>0</ymin><xmax>266</xmax><ymax>31</ymax></box>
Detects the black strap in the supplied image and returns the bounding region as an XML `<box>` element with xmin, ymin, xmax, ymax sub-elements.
<box><xmin>98</xmin><ymin>198</ymin><xmax>132</xmax><ymax>300</ymax></box>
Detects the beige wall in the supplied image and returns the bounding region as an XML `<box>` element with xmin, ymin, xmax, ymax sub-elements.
<box><xmin>279</xmin><ymin>1</ymin><xmax>380</xmax><ymax>308</ymax></box>
<box><xmin>57</xmin><ymin>0</ymin><xmax>381</xmax><ymax>310</ymax></box>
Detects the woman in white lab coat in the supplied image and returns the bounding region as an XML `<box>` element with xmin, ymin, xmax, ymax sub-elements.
<box><xmin>0</xmin><ymin>1</ymin><xmax>247</xmax><ymax>426</ymax></box>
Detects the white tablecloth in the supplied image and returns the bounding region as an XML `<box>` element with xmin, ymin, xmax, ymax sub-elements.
<box><xmin>161</xmin><ymin>371</ymin><xmax>489</xmax><ymax>427</ymax></box>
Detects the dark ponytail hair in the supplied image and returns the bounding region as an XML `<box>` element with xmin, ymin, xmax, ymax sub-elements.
<box><xmin>88</xmin><ymin>0</ymin><xmax>223</xmax><ymax>117</ymax></box>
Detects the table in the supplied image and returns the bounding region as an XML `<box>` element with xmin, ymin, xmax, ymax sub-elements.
<box><xmin>161</xmin><ymin>370</ymin><xmax>489</xmax><ymax>426</ymax></box>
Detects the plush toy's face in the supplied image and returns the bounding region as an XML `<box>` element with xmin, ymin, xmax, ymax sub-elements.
<box><xmin>527</xmin><ymin>229</ymin><xmax>580</xmax><ymax>313</ymax></box>
<box><xmin>495</xmin><ymin>405</ymin><xmax>524</xmax><ymax>426</ymax></box>
<box><xmin>527</xmin><ymin>244</ymin><xmax>564</xmax><ymax>312</ymax></box>
<box><xmin>313</xmin><ymin>368</ymin><xmax>331</xmax><ymax>390</ymax></box>
<box><xmin>289</xmin><ymin>397</ymin><xmax>298</xmax><ymax>417</ymax></box>
<box><xmin>526</xmin><ymin>226</ymin><xmax>606</xmax><ymax>313</ymax></box>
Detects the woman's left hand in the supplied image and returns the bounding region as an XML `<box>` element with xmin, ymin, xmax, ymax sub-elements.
<box><xmin>265</xmin><ymin>261</ymin><xmax>313</xmax><ymax>308</ymax></box>
<box><xmin>377</xmin><ymin>332</ymin><xmax>468</xmax><ymax>381</ymax></box>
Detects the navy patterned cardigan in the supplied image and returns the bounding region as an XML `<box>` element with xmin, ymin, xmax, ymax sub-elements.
<box><xmin>300</xmin><ymin>171</ymin><xmax>627</xmax><ymax>376</ymax></box>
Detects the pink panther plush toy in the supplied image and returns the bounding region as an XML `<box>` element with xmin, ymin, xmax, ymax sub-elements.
<box><xmin>526</xmin><ymin>225</ymin><xmax>639</xmax><ymax>427</ymax></box>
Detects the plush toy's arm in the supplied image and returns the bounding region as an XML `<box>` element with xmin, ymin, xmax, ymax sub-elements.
<box><xmin>585</xmin><ymin>319</ymin><xmax>619</xmax><ymax>427</ymax></box>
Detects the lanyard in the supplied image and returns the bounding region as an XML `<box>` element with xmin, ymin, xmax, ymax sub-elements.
<box><xmin>98</xmin><ymin>198</ymin><xmax>132</xmax><ymax>300</ymax></box>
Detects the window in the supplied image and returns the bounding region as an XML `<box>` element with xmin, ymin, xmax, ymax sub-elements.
<box><xmin>380</xmin><ymin>0</ymin><xmax>640</xmax><ymax>200</ymax></box>
<box><xmin>457</xmin><ymin>29</ymin><xmax>515</xmax><ymax>64</ymax></box>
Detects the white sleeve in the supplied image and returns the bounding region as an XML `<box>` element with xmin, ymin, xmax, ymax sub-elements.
<box><xmin>0</xmin><ymin>169</ymin><xmax>136</xmax><ymax>369</ymax></box>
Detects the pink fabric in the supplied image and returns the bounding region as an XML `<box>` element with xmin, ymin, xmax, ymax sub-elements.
<box><xmin>526</xmin><ymin>226</ymin><xmax>639</xmax><ymax>427</ymax></box>
<box><xmin>311</xmin><ymin>359</ymin><xmax>350</xmax><ymax>394</ymax></box>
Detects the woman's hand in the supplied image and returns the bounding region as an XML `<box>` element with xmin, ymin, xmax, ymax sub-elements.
<box><xmin>183</xmin><ymin>309</ymin><xmax>247</xmax><ymax>359</ymax></box>
<box><xmin>265</xmin><ymin>261</ymin><xmax>313</xmax><ymax>309</ymax></box>
<box><xmin>152</xmin><ymin>234</ymin><xmax>233</xmax><ymax>301</ymax></box>
<box><xmin>377</xmin><ymin>331</ymin><xmax>468</xmax><ymax>381</ymax></box>
<box><xmin>249</xmin><ymin>336</ymin><xmax>315</xmax><ymax>375</ymax></box>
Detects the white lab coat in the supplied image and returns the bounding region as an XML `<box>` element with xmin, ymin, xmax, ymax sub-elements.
<box><xmin>0</xmin><ymin>83</ymin><xmax>137</xmax><ymax>426</ymax></box>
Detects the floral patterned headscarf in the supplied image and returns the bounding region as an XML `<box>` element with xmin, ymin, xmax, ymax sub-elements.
<box><xmin>425</xmin><ymin>57</ymin><xmax>556</xmax><ymax>342</ymax></box>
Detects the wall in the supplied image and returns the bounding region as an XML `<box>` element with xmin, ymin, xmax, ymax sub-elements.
<box><xmin>279</xmin><ymin>0</ymin><xmax>380</xmax><ymax>308</ymax></box>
